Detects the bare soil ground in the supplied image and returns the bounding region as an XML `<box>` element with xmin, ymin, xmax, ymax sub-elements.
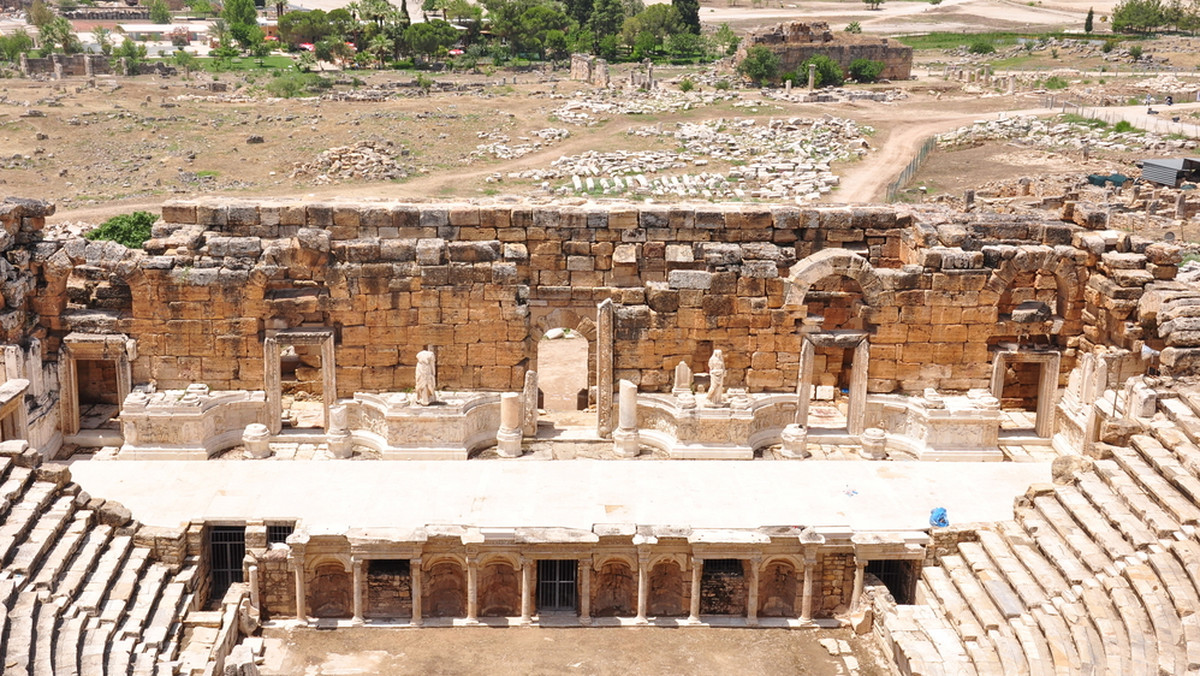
<box><xmin>258</xmin><ymin>625</ymin><xmax>890</xmax><ymax>676</ymax></box>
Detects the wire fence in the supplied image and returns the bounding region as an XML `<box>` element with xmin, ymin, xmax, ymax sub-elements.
<box><xmin>885</xmin><ymin>136</ymin><xmax>937</xmax><ymax>203</ymax></box>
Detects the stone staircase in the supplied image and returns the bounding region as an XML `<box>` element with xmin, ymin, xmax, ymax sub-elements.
<box><xmin>0</xmin><ymin>446</ymin><xmax>197</xmax><ymax>675</ymax></box>
<box><xmin>878</xmin><ymin>388</ymin><xmax>1200</xmax><ymax>675</ymax></box>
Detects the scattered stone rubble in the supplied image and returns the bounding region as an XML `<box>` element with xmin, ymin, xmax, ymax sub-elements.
<box><xmin>288</xmin><ymin>141</ymin><xmax>410</xmax><ymax>184</ymax></box>
<box><xmin>937</xmin><ymin>113</ymin><xmax>1199</xmax><ymax>153</ymax></box>
<box><xmin>510</xmin><ymin>115</ymin><xmax>869</xmax><ymax>201</ymax></box>
<box><xmin>549</xmin><ymin>89</ymin><xmax>740</xmax><ymax>125</ymax></box>
<box><xmin>469</xmin><ymin>128</ymin><xmax>570</xmax><ymax>161</ymax></box>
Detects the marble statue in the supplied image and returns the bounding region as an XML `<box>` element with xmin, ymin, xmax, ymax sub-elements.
<box><xmin>707</xmin><ymin>349</ymin><xmax>726</xmax><ymax>407</ymax></box>
<box><xmin>415</xmin><ymin>349</ymin><xmax>437</xmax><ymax>406</ymax></box>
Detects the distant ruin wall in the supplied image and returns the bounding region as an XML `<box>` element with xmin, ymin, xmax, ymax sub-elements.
<box><xmin>569</xmin><ymin>53</ymin><xmax>610</xmax><ymax>87</ymax></box>
<box><xmin>737</xmin><ymin>22</ymin><xmax>913</xmax><ymax>81</ymax></box>
<box><xmin>19</xmin><ymin>53</ymin><xmax>113</xmax><ymax>78</ymax></box>
<box><xmin>26</xmin><ymin>198</ymin><xmax>1185</xmax><ymax>401</ymax></box>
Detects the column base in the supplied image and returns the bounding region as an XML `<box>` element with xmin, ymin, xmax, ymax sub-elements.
<box><xmin>351</xmin><ymin>617</ymin><xmax>364</xmax><ymax>627</ymax></box>
<box><xmin>633</xmin><ymin>615</ymin><xmax>649</xmax><ymax>625</ymax></box>
<box><xmin>579</xmin><ymin>616</ymin><xmax>592</xmax><ymax>626</ymax></box>
<box><xmin>613</xmin><ymin>428</ymin><xmax>640</xmax><ymax>458</ymax></box>
<box><xmin>685</xmin><ymin>615</ymin><xmax>701</xmax><ymax>626</ymax></box>
<box><xmin>779</xmin><ymin>424</ymin><xmax>810</xmax><ymax>459</ymax></box>
<box><xmin>496</xmin><ymin>428</ymin><xmax>523</xmax><ymax>458</ymax></box>
<box><xmin>518</xmin><ymin>616</ymin><xmax>534</xmax><ymax>627</ymax></box>
<box><xmin>463</xmin><ymin>617</ymin><xmax>480</xmax><ymax>626</ymax></box>
<box><xmin>327</xmin><ymin>431</ymin><xmax>353</xmax><ymax>459</ymax></box>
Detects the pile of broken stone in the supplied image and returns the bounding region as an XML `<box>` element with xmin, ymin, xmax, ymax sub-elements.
<box><xmin>938</xmin><ymin>114</ymin><xmax>1198</xmax><ymax>153</ymax></box>
<box><xmin>288</xmin><ymin>141</ymin><xmax>409</xmax><ymax>184</ymax></box>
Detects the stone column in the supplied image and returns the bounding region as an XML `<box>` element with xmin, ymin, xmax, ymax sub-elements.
<box><xmin>320</xmin><ymin>334</ymin><xmax>337</xmax><ymax>426</ymax></box>
<box><xmin>596</xmin><ymin>299</ymin><xmax>614</xmax><ymax>438</ymax></box>
<box><xmin>850</xmin><ymin>558</ymin><xmax>867</xmax><ymax>611</ymax></box>
<box><xmin>579</xmin><ymin>559</ymin><xmax>591</xmax><ymax>625</ymax></box>
<box><xmin>613</xmin><ymin>379</ymin><xmax>640</xmax><ymax>458</ymax></box>
<box><xmin>264</xmin><ymin>337</ymin><xmax>283</xmax><ymax>435</ymax></box>
<box><xmin>801</xmin><ymin>554</ymin><xmax>817</xmax><ymax>623</ymax></box>
<box><xmin>466</xmin><ymin>557</ymin><xmax>479</xmax><ymax>624</ymax></box>
<box><xmin>521</xmin><ymin>371</ymin><xmax>539</xmax><ymax>437</ymax></box>
<box><xmin>795</xmin><ymin>339</ymin><xmax>814</xmax><ymax>428</ymax></box>
<box><xmin>410</xmin><ymin>558</ymin><xmax>423</xmax><ymax>626</ymax></box>
<box><xmin>807</xmin><ymin>63</ymin><xmax>816</xmax><ymax>90</ymax></box>
<box><xmin>1035</xmin><ymin>353</ymin><xmax>1061</xmax><ymax>439</ymax></box>
<box><xmin>243</xmin><ymin>423</ymin><xmax>271</xmax><ymax>459</ymax></box>
<box><xmin>249</xmin><ymin>564</ymin><xmax>260</xmax><ymax>610</ymax></box>
<box><xmin>635</xmin><ymin>553</ymin><xmax>649</xmax><ymax>624</ymax></box>
<box><xmin>520</xmin><ymin>558</ymin><xmax>534</xmax><ymax>626</ymax></box>
<box><xmin>352</xmin><ymin>559</ymin><xmax>364</xmax><ymax>625</ymax></box>
<box><xmin>496</xmin><ymin>392</ymin><xmax>523</xmax><ymax>458</ymax></box>
<box><xmin>293</xmin><ymin>562</ymin><xmax>306</xmax><ymax>621</ymax></box>
<box><xmin>847</xmin><ymin>340</ymin><xmax>870</xmax><ymax>436</ymax></box>
<box><xmin>746</xmin><ymin>558</ymin><xmax>760</xmax><ymax>626</ymax></box>
<box><xmin>688</xmin><ymin>558</ymin><xmax>703</xmax><ymax>624</ymax></box>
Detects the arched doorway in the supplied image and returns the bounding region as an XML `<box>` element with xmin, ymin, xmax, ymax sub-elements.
<box><xmin>536</xmin><ymin>329</ymin><xmax>589</xmax><ymax>412</ymax></box>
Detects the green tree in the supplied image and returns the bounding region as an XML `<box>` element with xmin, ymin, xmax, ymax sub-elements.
<box><xmin>666</xmin><ymin>29</ymin><xmax>700</xmax><ymax>57</ymax></box>
<box><xmin>737</xmin><ymin>44</ymin><xmax>778</xmax><ymax>85</ymax></box>
<box><xmin>564</xmin><ymin>0</ymin><xmax>591</xmax><ymax>27</ymax></box>
<box><xmin>85</xmin><ymin>212</ymin><xmax>156</xmax><ymax>249</ymax></box>
<box><xmin>1085</xmin><ymin>6</ymin><xmax>1095</xmax><ymax>31</ymax></box>
<box><xmin>1111</xmin><ymin>0</ymin><xmax>1167</xmax><ymax>32</ymax></box>
<box><xmin>0</xmin><ymin>30</ymin><xmax>34</xmax><ymax>61</ymax></box>
<box><xmin>672</xmin><ymin>0</ymin><xmax>698</xmax><ymax>33</ymax></box>
<box><xmin>27</xmin><ymin>0</ymin><xmax>55</xmax><ymax>29</ymax></box>
<box><xmin>222</xmin><ymin>0</ymin><xmax>258</xmax><ymax>27</ymax></box>
<box><xmin>111</xmin><ymin>37</ymin><xmax>147</xmax><ymax>73</ymax></box>
<box><xmin>589</xmin><ymin>0</ymin><xmax>626</xmax><ymax>44</ymax></box>
<box><xmin>621</xmin><ymin>3</ymin><xmax>681</xmax><ymax>49</ymax></box>
<box><xmin>403</xmin><ymin>19</ymin><xmax>457</xmax><ymax>59</ymax></box>
<box><xmin>712</xmin><ymin>22</ymin><xmax>738</xmax><ymax>55</ymax></box>
<box><xmin>848</xmin><ymin>57</ymin><xmax>883</xmax><ymax>82</ymax></box>
<box><xmin>278</xmin><ymin>10</ymin><xmax>334</xmax><ymax>45</ymax></box>
<box><xmin>92</xmin><ymin>26</ymin><xmax>113</xmax><ymax>55</ymax></box>
<box><xmin>172</xmin><ymin>48</ymin><xmax>197</xmax><ymax>77</ymax></box>
<box><xmin>231</xmin><ymin>22</ymin><xmax>264</xmax><ymax>49</ymax></box>
<box><xmin>39</xmin><ymin>15</ymin><xmax>81</xmax><ymax>53</ymax></box>
<box><xmin>802</xmin><ymin>53</ymin><xmax>843</xmax><ymax>87</ymax></box>
<box><xmin>148</xmin><ymin>0</ymin><xmax>171</xmax><ymax>24</ymax></box>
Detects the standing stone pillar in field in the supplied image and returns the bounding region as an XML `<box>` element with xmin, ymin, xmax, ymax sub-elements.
<box><xmin>521</xmin><ymin>370</ymin><xmax>538</xmax><ymax>437</ymax></box>
<box><xmin>596</xmin><ymin>299</ymin><xmax>614</xmax><ymax>438</ymax></box>
<box><xmin>496</xmin><ymin>392</ymin><xmax>523</xmax><ymax>458</ymax></box>
<box><xmin>613</xmin><ymin>380</ymin><xmax>640</xmax><ymax>458</ymax></box>
<box><xmin>807</xmin><ymin>63</ymin><xmax>817</xmax><ymax>90</ymax></box>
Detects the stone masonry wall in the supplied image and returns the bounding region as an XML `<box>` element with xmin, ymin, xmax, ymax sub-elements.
<box><xmin>24</xmin><ymin>199</ymin><xmax>1191</xmax><ymax>401</ymax></box>
<box><xmin>737</xmin><ymin>22</ymin><xmax>913</xmax><ymax>81</ymax></box>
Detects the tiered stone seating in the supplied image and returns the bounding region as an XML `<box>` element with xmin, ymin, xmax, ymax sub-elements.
<box><xmin>884</xmin><ymin>388</ymin><xmax>1200</xmax><ymax>676</ymax></box>
<box><xmin>0</xmin><ymin>451</ymin><xmax>197</xmax><ymax>676</ymax></box>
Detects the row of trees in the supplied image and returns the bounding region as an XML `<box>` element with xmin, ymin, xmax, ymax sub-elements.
<box><xmin>1110</xmin><ymin>0</ymin><xmax>1200</xmax><ymax>32</ymax></box>
<box><xmin>737</xmin><ymin>44</ymin><xmax>885</xmax><ymax>87</ymax></box>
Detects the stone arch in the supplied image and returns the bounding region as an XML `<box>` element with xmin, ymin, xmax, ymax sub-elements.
<box><xmin>478</xmin><ymin>560</ymin><xmax>520</xmax><ymax>617</ymax></box>
<box><xmin>785</xmin><ymin>248</ymin><xmax>888</xmax><ymax>311</ymax></box>
<box><xmin>305</xmin><ymin>554</ymin><xmax>350</xmax><ymax>573</ymax></box>
<box><xmin>758</xmin><ymin>560</ymin><xmax>798</xmax><ymax>617</ymax></box>
<box><xmin>477</xmin><ymin>552</ymin><xmax>519</xmax><ymax>570</ymax></box>
<box><xmin>531</xmin><ymin>307</ymin><xmax>597</xmax><ymax>411</ymax></box>
<box><xmin>308</xmin><ymin>561</ymin><xmax>352</xmax><ymax>618</ymax></box>
<box><xmin>592</xmin><ymin>559</ymin><xmax>635</xmax><ymax>617</ymax></box>
<box><xmin>985</xmin><ymin>248</ymin><xmax>1082</xmax><ymax>321</ymax></box>
<box><xmin>530</xmin><ymin>307</ymin><xmax>598</xmax><ymax>343</ymax></box>
<box><xmin>593</xmin><ymin>554</ymin><xmax>636</xmax><ymax>572</ymax></box>
<box><xmin>647</xmin><ymin>560</ymin><xmax>687</xmax><ymax>617</ymax></box>
<box><xmin>422</xmin><ymin>559</ymin><xmax>466</xmax><ymax>618</ymax></box>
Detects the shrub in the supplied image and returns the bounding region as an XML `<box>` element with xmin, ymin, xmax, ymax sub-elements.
<box><xmin>85</xmin><ymin>211</ymin><xmax>156</xmax><ymax>249</ymax></box>
<box><xmin>968</xmin><ymin>39</ymin><xmax>996</xmax><ymax>54</ymax></box>
<box><xmin>844</xmin><ymin>21</ymin><xmax>861</xmax><ymax>33</ymax></box>
<box><xmin>713</xmin><ymin>79</ymin><xmax>731</xmax><ymax>90</ymax></box>
<box><xmin>802</xmin><ymin>53</ymin><xmax>844</xmax><ymax>88</ymax></box>
<box><xmin>1113</xmin><ymin>119</ymin><xmax>1138</xmax><ymax>133</ymax></box>
<box><xmin>678</xmin><ymin>77</ymin><xmax>694</xmax><ymax>92</ymax></box>
<box><xmin>848</xmin><ymin>58</ymin><xmax>885</xmax><ymax>83</ymax></box>
<box><xmin>1128</xmin><ymin>44</ymin><xmax>1143</xmax><ymax>59</ymax></box>
<box><xmin>737</xmin><ymin>45</ymin><xmax>780</xmax><ymax>86</ymax></box>
<box><xmin>1043</xmin><ymin>75</ymin><xmax>1069</xmax><ymax>89</ymax></box>
<box><xmin>264</xmin><ymin>71</ymin><xmax>329</xmax><ymax>97</ymax></box>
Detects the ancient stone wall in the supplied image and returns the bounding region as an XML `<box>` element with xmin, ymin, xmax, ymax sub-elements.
<box><xmin>737</xmin><ymin>22</ymin><xmax>913</xmax><ymax>81</ymax></box>
<box><xmin>817</xmin><ymin>552</ymin><xmax>855</xmax><ymax>615</ymax></box>
<box><xmin>19</xmin><ymin>54</ymin><xmax>112</xmax><ymax>78</ymax></box>
<box><xmin>257</xmin><ymin>547</ymin><xmax>295</xmax><ymax>619</ymax></box>
<box><xmin>29</xmin><ymin>199</ymin><xmax>1188</xmax><ymax>402</ymax></box>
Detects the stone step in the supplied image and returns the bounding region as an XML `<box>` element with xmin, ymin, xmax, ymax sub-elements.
<box><xmin>54</xmin><ymin>614</ymin><xmax>85</xmax><ymax>676</ymax></box>
<box><xmin>53</xmin><ymin>525</ymin><xmax>113</xmax><ymax>603</ymax></box>
<box><xmin>5</xmin><ymin>590</ymin><xmax>39</xmax><ymax>675</ymax></box>
<box><xmin>131</xmin><ymin>646</ymin><xmax>158</xmax><ymax>676</ymax></box>
<box><xmin>9</xmin><ymin>495</ymin><xmax>76</xmax><ymax>576</ymax></box>
<box><xmin>1148</xmin><ymin>421</ymin><xmax>1200</xmax><ymax>481</ymax></box>
<box><xmin>106</xmin><ymin>636</ymin><xmax>136</xmax><ymax>676</ymax></box>
<box><xmin>1124</xmin><ymin>561</ymin><xmax>1186</xmax><ymax>676</ymax></box>
<box><xmin>1162</xmin><ymin>396</ymin><xmax>1200</xmax><ymax>443</ymax></box>
<box><xmin>1018</xmin><ymin>506</ymin><xmax>1099</xmax><ymax>582</ymax></box>
<box><xmin>32</xmin><ymin>596</ymin><xmax>66</xmax><ymax>676</ymax></box>
<box><xmin>141</xmin><ymin>581</ymin><xmax>187</xmax><ymax>650</ymax></box>
<box><xmin>986</xmin><ymin>627</ymin><xmax>1029</xmax><ymax>676</ymax></box>
<box><xmin>1109</xmin><ymin>445</ymin><xmax>1200</xmax><ymax>526</ymax></box>
<box><xmin>994</xmin><ymin>521</ymin><xmax>1072</xmax><ymax>601</ymax></box>
<box><xmin>0</xmin><ymin>481</ymin><xmax>59</xmax><ymax>564</ymax></box>
<box><xmin>1078</xmin><ymin>581</ymin><xmax>1131</xmax><ymax>676</ymax></box>
<box><xmin>883</xmin><ymin>604</ymin><xmax>979</xmax><ymax>676</ymax></box>
<box><xmin>117</xmin><ymin>564</ymin><xmax>168</xmax><ymax>642</ymax></box>
<box><xmin>78</xmin><ymin>620</ymin><xmax>112</xmax><ymax>676</ymax></box>
<box><xmin>1053</xmin><ymin>484</ymin><xmax>1137</xmax><ymax>559</ymax></box>
<box><xmin>1129</xmin><ymin>434</ymin><xmax>1200</xmax><ymax>507</ymax></box>
<box><xmin>1010</xmin><ymin>614</ymin><xmax>1056</xmax><ymax>676</ymax></box>
<box><xmin>1074</xmin><ymin>473</ymin><xmax>1161</xmax><ymax>546</ymax></box>
<box><xmin>1032</xmin><ymin>495</ymin><xmax>1113</xmax><ymax>575</ymax></box>
<box><xmin>1103</xmin><ymin>574</ymin><xmax>1159</xmax><ymax>676</ymax></box>
<box><xmin>1148</xmin><ymin>547</ymin><xmax>1200</xmax><ymax>673</ymax></box>
<box><xmin>98</xmin><ymin>547</ymin><xmax>150</xmax><ymax>625</ymax></box>
<box><xmin>975</xmin><ymin>529</ymin><xmax>1047</xmax><ymax>610</ymax></box>
<box><xmin>1030</xmin><ymin>604</ymin><xmax>1094</xmax><ymax>675</ymax></box>
<box><xmin>1093</xmin><ymin>460</ymin><xmax>1181</xmax><ymax>538</ymax></box>
<box><xmin>920</xmin><ymin>570</ymin><xmax>986</xmax><ymax>642</ymax></box>
<box><xmin>0</xmin><ymin>465</ymin><xmax>34</xmax><ymax>518</ymax></box>
<box><xmin>75</xmin><ymin>534</ymin><xmax>133</xmax><ymax>616</ymax></box>
<box><xmin>956</xmin><ymin>542</ymin><xmax>1025</xmax><ymax>619</ymax></box>
<box><xmin>942</xmin><ymin>555</ymin><xmax>1010</xmax><ymax>636</ymax></box>
<box><xmin>30</xmin><ymin>511</ymin><xmax>92</xmax><ymax>592</ymax></box>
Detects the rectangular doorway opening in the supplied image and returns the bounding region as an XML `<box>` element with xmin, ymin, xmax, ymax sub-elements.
<box><xmin>700</xmin><ymin>558</ymin><xmax>747</xmax><ymax>616</ymax></box>
<box><xmin>537</xmin><ymin>560</ymin><xmax>577</xmax><ymax>612</ymax></box>
<box><xmin>281</xmin><ymin>343</ymin><xmax>324</xmax><ymax>429</ymax></box>
<box><xmin>76</xmin><ymin>358</ymin><xmax>120</xmax><ymax>431</ymax></box>
<box><xmin>866</xmin><ymin>559</ymin><xmax>918</xmax><ymax>605</ymax></box>
<box><xmin>990</xmin><ymin>347</ymin><xmax>1060</xmax><ymax>439</ymax></box>
<box><xmin>810</xmin><ymin>346</ymin><xmax>852</xmax><ymax>431</ymax></box>
<box><xmin>209</xmin><ymin>526</ymin><xmax>246</xmax><ymax>606</ymax></box>
<box><xmin>367</xmin><ymin>559</ymin><xmax>413</xmax><ymax>618</ymax></box>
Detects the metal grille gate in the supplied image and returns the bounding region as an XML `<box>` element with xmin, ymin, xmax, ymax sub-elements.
<box><xmin>210</xmin><ymin>526</ymin><xmax>246</xmax><ymax>601</ymax></box>
<box><xmin>536</xmin><ymin>560</ymin><xmax>577</xmax><ymax>612</ymax></box>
